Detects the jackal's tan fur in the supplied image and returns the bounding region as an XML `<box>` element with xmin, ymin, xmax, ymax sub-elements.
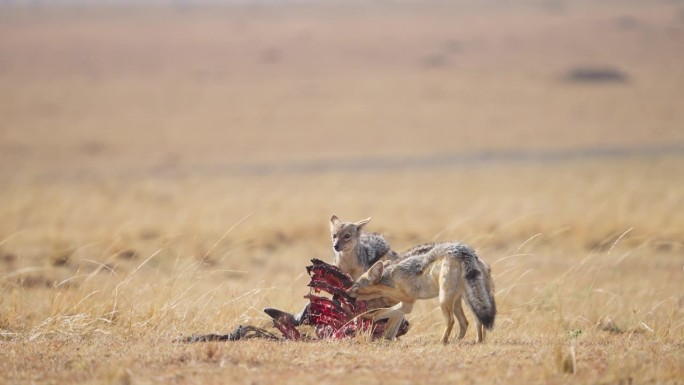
<box><xmin>349</xmin><ymin>242</ymin><xmax>496</xmax><ymax>344</ymax></box>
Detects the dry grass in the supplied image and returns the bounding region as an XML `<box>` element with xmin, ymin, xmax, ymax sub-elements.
<box><xmin>1</xmin><ymin>1</ymin><xmax>684</xmax><ymax>384</ymax></box>
<box><xmin>2</xmin><ymin>160</ymin><xmax>683</xmax><ymax>384</ymax></box>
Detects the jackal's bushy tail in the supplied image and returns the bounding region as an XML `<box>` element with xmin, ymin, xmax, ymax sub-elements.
<box><xmin>455</xmin><ymin>245</ymin><xmax>497</xmax><ymax>330</ymax></box>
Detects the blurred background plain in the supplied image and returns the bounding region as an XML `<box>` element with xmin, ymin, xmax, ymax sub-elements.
<box><xmin>2</xmin><ymin>0</ymin><xmax>683</xmax><ymax>179</ymax></box>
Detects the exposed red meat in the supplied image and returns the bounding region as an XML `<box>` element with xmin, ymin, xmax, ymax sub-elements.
<box><xmin>184</xmin><ymin>258</ymin><xmax>409</xmax><ymax>343</ymax></box>
<box><xmin>281</xmin><ymin>258</ymin><xmax>409</xmax><ymax>340</ymax></box>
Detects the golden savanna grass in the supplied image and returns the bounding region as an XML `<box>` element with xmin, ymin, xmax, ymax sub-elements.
<box><xmin>1</xmin><ymin>1</ymin><xmax>684</xmax><ymax>384</ymax></box>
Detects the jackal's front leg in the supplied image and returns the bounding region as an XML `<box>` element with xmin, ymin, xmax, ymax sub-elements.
<box><xmin>371</xmin><ymin>302</ymin><xmax>414</xmax><ymax>340</ymax></box>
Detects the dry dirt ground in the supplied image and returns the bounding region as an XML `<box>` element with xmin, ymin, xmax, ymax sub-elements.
<box><xmin>1</xmin><ymin>1</ymin><xmax>683</xmax><ymax>384</ymax></box>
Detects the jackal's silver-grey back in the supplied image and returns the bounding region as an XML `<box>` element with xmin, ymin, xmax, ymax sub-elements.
<box><xmin>400</xmin><ymin>242</ymin><xmax>496</xmax><ymax>329</ymax></box>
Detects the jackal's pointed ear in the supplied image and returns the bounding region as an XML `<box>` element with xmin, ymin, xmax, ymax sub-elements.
<box><xmin>354</xmin><ymin>217</ymin><xmax>371</xmax><ymax>230</ymax></box>
<box><xmin>368</xmin><ymin>261</ymin><xmax>384</xmax><ymax>283</ymax></box>
<box><xmin>330</xmin><ymin>215</ymin><xmax>340</xmax><ymax>230</ymax></box>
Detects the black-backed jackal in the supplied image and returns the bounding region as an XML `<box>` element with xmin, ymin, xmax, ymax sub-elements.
<box><xmin>348</xmin><ymin>242</ymin><xmax>496</xmax><ymax>344</ymax></box>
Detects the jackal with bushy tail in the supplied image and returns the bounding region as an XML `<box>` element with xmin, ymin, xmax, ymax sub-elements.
<box><xmin>348</xmin><ymin>242</ymin><xmax>496</xmax><ymax>344</ymax></box>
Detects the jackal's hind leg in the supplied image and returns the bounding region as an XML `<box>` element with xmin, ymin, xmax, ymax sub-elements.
<box><xmin>476</xmin><ymin>320</ymin><xmax>485</xmax><ymax>343</ymax></box>
<box><xmin>453</xmin><ymin>297</ymin><xmax>469</xmax><ymax>340</ymax></box>
<box><xmin>440</xmin><ymin>296</ymin><xmax>456</xmax><ymax>344</ymax></box>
